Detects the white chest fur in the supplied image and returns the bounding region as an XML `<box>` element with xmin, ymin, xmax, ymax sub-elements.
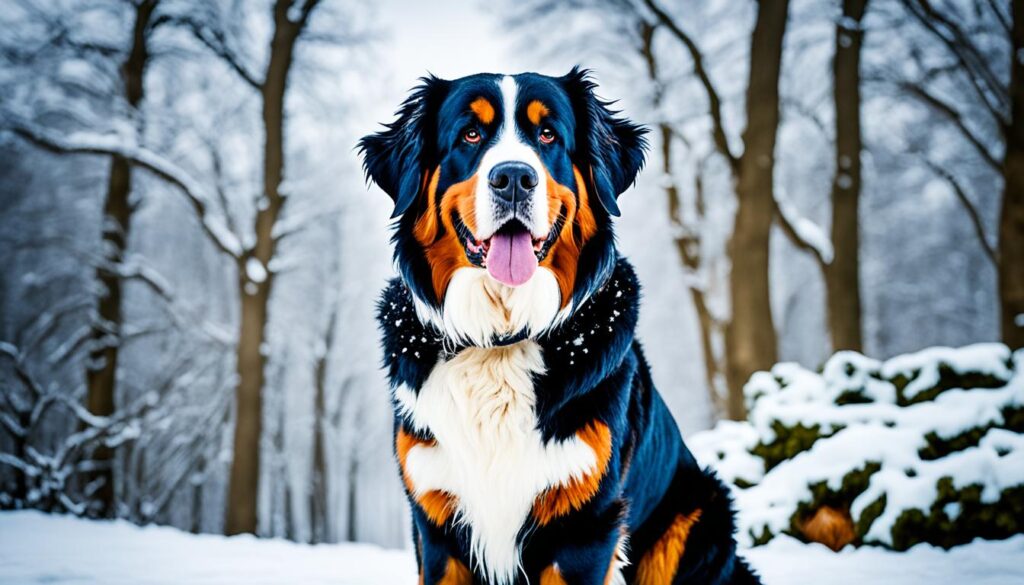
<box><xmin>394</xmin><ymin>340</ymin><xmax>599</xmax><ymax>584</ymax></box>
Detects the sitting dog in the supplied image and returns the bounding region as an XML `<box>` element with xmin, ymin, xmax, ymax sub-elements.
<box><xmin>360</xmin><ymin>68</ymin><xmax>759</xmax><ymax>585</ymax></box>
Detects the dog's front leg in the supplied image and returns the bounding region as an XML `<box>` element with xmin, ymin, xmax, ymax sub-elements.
<box><xmin>412</xmin><ymin>514</ymin><xmax>474</xmax><ymax>585</ymax></box>
<box><xmin>529</xmin><ymin>501</ymin><xmax>628</xmax><ymax>585</ymax></box>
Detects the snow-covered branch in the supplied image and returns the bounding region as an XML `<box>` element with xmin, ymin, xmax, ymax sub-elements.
<box><xmin>7</xmin><ymin>123</ymin><xmax>244</xmax><ymax>259</ymax></box>
<box><xmin>117</xmin><ymin>257</ymin><xmax>235</xmax><ymax>345</ymax></box>
<box><xmin>773</xmin><ymin>194</ymin><xmax>834</xmax><ymax>268</ymax></box>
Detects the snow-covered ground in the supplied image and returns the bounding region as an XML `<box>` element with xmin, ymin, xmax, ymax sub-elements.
<box><xmin>1</xmin><ymin>511</ymin><xmax>1022</xmax><ymax>584</ymax></box>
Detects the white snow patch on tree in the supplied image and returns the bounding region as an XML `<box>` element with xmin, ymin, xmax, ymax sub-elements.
<box><xmin>246</xmin><ymin>257</ymin><xmax>268</xmax><ymax>284</ymax></box>
<box><xmin>774</xmin><ymin>193</ymin><xmax>835</xmax><ymax>264</ymax></box>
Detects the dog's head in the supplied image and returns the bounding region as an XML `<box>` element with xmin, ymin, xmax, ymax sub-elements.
<box><xmin>360</xmin><ymin>68</ymin><xmax>646</xmax><ymax>346</ymax></box>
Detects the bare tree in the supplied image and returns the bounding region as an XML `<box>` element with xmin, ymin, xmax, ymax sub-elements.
<box><xmin>205</xmin><ymin>0</ymin><xmax>324</xmax><ymax>536</ymax></box>
<box><xmin>0</xmin><ymin>0</ymin><xmax>174</xmax><ymax>517</ymax></box>
<box><xmin>0</xmin><ymin>337</ymin><xmax>152</xmax><ymax>514</ymax></box>
<box><xmin>644</xmin><ymin>0</ymin><xmax>796</xmax><ymax>419</ymax></box>
<box><xmin>165</xmin><ymin>0</ymin><xmax>332</xmax><ymax>535</ymax></box>
<box><xmin>84</xmin><ymin>0</ymin><xmax>161</xmax><ymax>517</ymax></box>
<box><xmin>826</xmin><ymin>0</ymin><xmax>870</xmax><ymax>352</ymax></box>
<box><xmin>1004</xmin><ymin>0</ymin><xmax>1024</xmax><ymax>349</ymax></box>
<box><xmin>636</xmin><ymin>19</ymin><xmax>727</xmax><ymax>416</ymax></box>
<box><xmin>0</xmin><ymin>255</ymin><xmax>225</xmax><ymax>518</ymax></box>
<box><xmin>6</xmin><ymin>0</ymin><xmax>346</xmax><ymax>535</ymax></box>
<box><xmin>508</xmin><ymin>0</ymin><xmax>826</xmax><ymax>419</ymax></box>
<box><xmin>310</xmin><ymin>305</ymin><xmax>336</xmax><ymax>543</ymax></box>
<box><xmin>893</xmin><ymin>0</ymin><xmax>1020</xmax><ymax>348</ymax></box>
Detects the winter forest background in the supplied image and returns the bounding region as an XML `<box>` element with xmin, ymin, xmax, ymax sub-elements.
<box><xmin>0</xmin><ymin>0</ymin><xmax>1021</xmax><ymax>560</ymax></box>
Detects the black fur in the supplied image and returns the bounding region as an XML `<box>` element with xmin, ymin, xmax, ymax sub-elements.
<box><xmin>364</xmin><ymin>69</ymin><xmax>759</xmax><ymax>584</ymax></box>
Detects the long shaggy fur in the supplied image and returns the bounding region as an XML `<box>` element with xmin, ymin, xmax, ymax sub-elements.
<box><xmin>363</xmin><ymin>69</ymin><xmax>759</xmax><ymax>585</ymax></box>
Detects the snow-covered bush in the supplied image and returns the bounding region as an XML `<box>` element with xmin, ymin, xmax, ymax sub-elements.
<box><xmin>691</xmin><ymin>343</ymin><xmax>1024</xmax><ymax>551</ymax></box>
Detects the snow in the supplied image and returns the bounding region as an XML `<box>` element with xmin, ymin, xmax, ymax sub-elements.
<box><xmin>9</xmin><ymin>123</ymin><xmax>244</xmax><ymax>258</ymax></box>
<box><xmin>0</xmin><ymin>511</ymin><xmax>417</xmax><ymax>585</ymax></box>
<box><xmin>880</xmin><ymin>343</ymin><xmax>1013</xmax><ymax>402</ymax></box>
<box><xmin>0</xmin><ymin>0</ymin><xmax>1010</xmax><ymax>561</ymax></box>
<box><xmin>1</xmin><ymin>511</ymin><xmax>1022</xmax><ymax>584</ymax></box>
<box><xmin>246</xmin><ymin>257</ymin><xmax>268</xmax><ymax>284</ymax></box>
<box><xmin>774</xmin><ymin>193</ymin><xmax>835</xmax><ymax>264</ymax></box>
<box><xmin>744</xmin><ymin>534</ymin><xmax>1024</xmax><ymax>585</ymax></box>
<box><xmin>703</xmin><ymin>344</ymin><xmax>1024</xmax><ymax>547</ymax></box>
<box><xmin>854</xmin><ymin>429</ymin><xmax>1024</xmax><ymax>543</ymax></box>
<box><xmin>688</xmin><ymin>419</ymin><xmax>764</xmax><ymax>485</ymax></box>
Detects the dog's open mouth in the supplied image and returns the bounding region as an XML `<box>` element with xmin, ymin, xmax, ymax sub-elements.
<box><xmin>454</xmin><ymin>211</ymin><xmax>565</xmax><ymax>286</ymax></box>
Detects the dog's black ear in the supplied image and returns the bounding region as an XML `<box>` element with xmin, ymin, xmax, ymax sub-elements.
<box><xmin>359</xmin><ymin>76</ymin><xmax>450</xmax><ymax>218</ymax></box>
<box><xmin>561</xmin><ymin>67</ymin><xmax>648</xmax><ymax>217</ymax></box>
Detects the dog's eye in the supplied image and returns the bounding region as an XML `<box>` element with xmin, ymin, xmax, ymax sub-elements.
<box><xmin>539</xmin><ymin>127</ymin><xmax>556</xmax><ymax>144</ymax></box>
<box><xmin>463</xmin><ymin>128</ymin><xmax>481</xmax><ymax>144</ymax></box>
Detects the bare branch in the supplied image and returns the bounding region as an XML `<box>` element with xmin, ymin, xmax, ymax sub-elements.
<box><xmin>8</xmin><ymin>123</ymin><xmax>244</xmax><ymax>258</ymax></box>
<box><xmin>772</xmin><ymin>195</ymin><xmax>833</xmax><ymax>269</ymax></box>
<box><xmin>0</xmin><ymin>341</ymin><xmax>45</xmax><ymax>399</ymax></box>
<box><xmin>159</xmin><ymin>14</ymin><xmax>262</xmax><ymax>90</ymax></box>
<box><xmin>982</xmin><ymin>0</ymin><xmax>1011</xmax><ymax>36</ymax></box>
<box><xmin>901</xmin><ymin>0</ymin><xmax>1009</xmax><ymax>124</ymax></box>
<box><xmin>782</xmin><ymin>96</ymin><xmax>831</xmax><ymax>142</ymax></box>
<box><xmin>921</xmin><ymin>157</ymin><xmax>998</xmax><ymax>265</ymax></box>
<box><xmin>204</xmin><ymin>137</ymin><xmax>241</xmax><ymax>240</ymax></box>
<box><xmin>295</xmin><ymin>0</ymin><xmax>324</xmax><ymax>28</ymax></box>
<box><xmin>117</xmin><ymin>258</ymin><xmax>234</xmax><ymax>345</ymax></box>
<box><xmin>640</xmin><ymin>0</ymin><xmax>738</xmax><ymax>170</ymax></box>
<box><xmin>897</xmin><ymin>81</ymin><xmax>1002</xmax><ymax>171</ymax></box>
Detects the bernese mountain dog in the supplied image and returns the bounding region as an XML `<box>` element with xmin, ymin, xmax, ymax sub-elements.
<box><xmin>360</xmin><ymin>68</ymin><xmax>759</xmax><ymax>585</ymax></box>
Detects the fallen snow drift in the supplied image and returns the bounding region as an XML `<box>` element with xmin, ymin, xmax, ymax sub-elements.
<box><xmin>1</xmin><ymin>511</ymin><xmax>1023</xmax><ymax>585</ymax></box>
<box><xmin>0</xmin><ymin>511</ymin><xmax>417</xmax><ymax>585</ymax></box>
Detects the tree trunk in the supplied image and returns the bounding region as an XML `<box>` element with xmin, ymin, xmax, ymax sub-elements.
<box><xmin>346</xmin><ymin>455</ymin><xmax>359</xmax><ymax>542</ymax></box>
<box><xmin>84</xmin><ymin>0</ymin><xmax>157</xmax><ymax>517</ymax></box>
<box><xmin>1001</xmin><ymin>0</ymin><xmax>1024</xmax><ymax>349</ymax></box>
<box><xmin>826</xmin><ymin>0</ymin><xmax>868</xmax><ymax>353</ymax></box>
<box><xmin>225</xmin><ymin>1</ymin><xmax>302</xmax><ymax>535</ymax></box>
<box><xmin>638</xmin><ymin>22</ymin><xmax>725</xmax><ymax>419</ymax></box>
<box><xmin>724</xmin><ymin>0</ymin><xmax>790</xmax><ymax>420</ymax></box>
<box><xmin>310</xmin><ymin>309</ymin><xmax>335</xmax><ymax>543</ymax></box>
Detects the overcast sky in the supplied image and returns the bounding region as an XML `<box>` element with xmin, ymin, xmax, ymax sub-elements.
<box><xmin>370</xmin><ymin>0</ymin><xmax>582</xmax><ymax>111</ymax></box>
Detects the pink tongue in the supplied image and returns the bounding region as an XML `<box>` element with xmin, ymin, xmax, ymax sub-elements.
<box><xmin>486</xmin><ymin>230</ymin><xmax>538</xmax><ymax>286</ymax></box>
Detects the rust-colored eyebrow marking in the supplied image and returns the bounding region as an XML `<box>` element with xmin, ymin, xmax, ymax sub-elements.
<box><xmin>469</xmin><ymin>97</ymin><xmax>495</xmax><ymax>124</ymax></box>
<box><xmin>527</xmin><ymin>100</ymin><xmax>550</xmax><ymax>125</ymax></box>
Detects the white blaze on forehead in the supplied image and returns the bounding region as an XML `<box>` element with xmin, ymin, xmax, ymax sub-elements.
<box><xmin>473</xmin><ymin>75</ymin><xmax>550</xmax><ymax>240</ymax></box>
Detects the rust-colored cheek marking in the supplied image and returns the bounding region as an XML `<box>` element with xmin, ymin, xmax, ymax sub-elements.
<box><xmin>635</xmin><ymin>509</ymin><xmax>703</xmax><ymax>585</ymax></box>
<box><xmin>413</xmin><ymin>168</ymin><xmax>479</xmax><ymax>300</ymax></box>
<box><xmin>527</xmin><ymin>100</ymin><xmax>550</xmax><ymax>126</ymax></box>
<box><xmin>395</xmin><ymin>428</ymin><xmax>457</xmax><ymax>526</ymax></box>
<box><xmin>540</xmin><ymin>564</ymin><xmax>569</xmax><ymax>585</ymax></box>
<box><xmin>532</xmin><ymin>420</ymin><xmax>612</xmax><ymax>526</ymax></box>
<box><xmin>470</xmin><ymin>97</ymin><xmax>495</xmax><ymax>125</ymax></box>
<box><xmin>540</xmin><ymin>165</ymin><xmax>598</xmax><ymax>306</ymax></box>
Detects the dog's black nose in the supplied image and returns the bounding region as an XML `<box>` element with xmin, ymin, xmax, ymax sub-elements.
<box><xmin>488</xmin><ymin>162</ymin><xmax>538</xmax><ymax>204</ymax></box>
